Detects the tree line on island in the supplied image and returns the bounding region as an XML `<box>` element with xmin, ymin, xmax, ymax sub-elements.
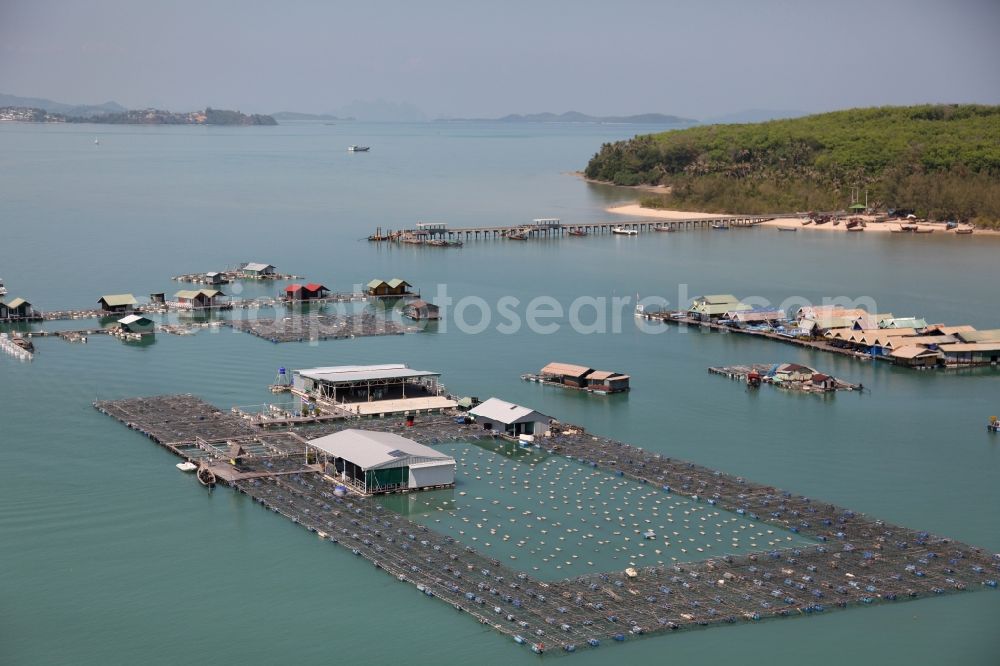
<box><xmin>0</xmin><ymin>105</ymin><xmax>277</xmax><ymax>125</ymax></box>
<box><xmin>584</xmin><ymin>105</ymin><xmax>1000</xmax><ymax>226</ymax></box>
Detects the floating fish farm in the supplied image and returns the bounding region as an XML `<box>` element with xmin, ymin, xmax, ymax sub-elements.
<box><xmin>95</xmin><ymin>395</ymin><xmax>999</xmax><ymax>654</ymax></box>
<box><xmin>226</xmin><ymin>313</ymin><xmax>409</xmax><ymax>343</ymax></box>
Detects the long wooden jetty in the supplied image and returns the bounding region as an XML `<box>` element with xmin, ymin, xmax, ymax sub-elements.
<box><xmin>371</xmin><ymin>217</ymin><xmax>772</xmax><ymax>242</ymax></box>
<box><xmin>95</xmin><ymin>393</ymin><xmax>998</xmax><ymax>654</ymax></box>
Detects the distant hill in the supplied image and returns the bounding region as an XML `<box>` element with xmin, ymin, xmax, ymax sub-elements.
<box><xmin>272</xmin><ymin>111</ymin><xmax>354</xmax><ymax>122</ymax></box>
<box><xmin>584</xmin><ymin>105</ymin><xmax>1000</xmax><ymax>225</ymax></box>
<box><xmin>327</xmin><ymin>100</ymin><xmax>426</xmax><ymax>122</ymax></box>
<box><xmin>0</xmin><ymin>93</ymin><xmax>126</xmax><ymax>117</ymax></box>
<box><xmin>440</xmin><ymin>111</ymin><xmax>697</xmax><ymax>125</ymax></box>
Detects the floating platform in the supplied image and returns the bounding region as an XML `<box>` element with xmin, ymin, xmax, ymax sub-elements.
<box><xmin>708</xmin><ymin>364</ymin><xmax>862</xmax><ymax>393</ymax></box>
<box><xmin>94</xmin><ymin>393</ymin><xmax>998</xmax><ymax>653</ymax></box>
<box><xmin>226</xmin><ymin>313</ymin><xmax>410</xmax><ymax>343</ymax></box>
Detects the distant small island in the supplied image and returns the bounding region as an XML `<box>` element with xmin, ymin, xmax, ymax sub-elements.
<box><xmin>0</xmin><ymin>105</ymin><xmax>276</xmax><ymax>126</ymax></box>
<box><xmin>438</xmin><ymin>111</ymin><xmax>698</xmax><ymax>125</ymax></box>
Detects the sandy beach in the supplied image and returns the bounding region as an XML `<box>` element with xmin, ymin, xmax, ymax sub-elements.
<box><xmin>607</xmin><ymin>203</ymin><xmax>994</xmax><ymax>235</ymax></box>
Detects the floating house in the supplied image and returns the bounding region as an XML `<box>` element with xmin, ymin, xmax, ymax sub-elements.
<box><xmin>937</xmin><ymin>342</ymin><xmax>1000</xmax><ymax>366</ymax></box>
<box><xmin>284</xmin><ymin>283</ymin><xmax>330</xmax><ymax>301</ymax></box>
<box><xmin>292</xmin><ymin>363</ymin><xmax>455</xmax><ymax>415</ymax></box>
<box><xmin>204</xmin><ymin>271</ymin><xmax>225</xmax><ymax>285</ymax></box>
<box><xmin>173</xmin><ymin>289</ymin><xmax>225</xmax><ymax>309</ymax></box>
<box><xmin>367</xmin><ymin>278</ymin><xmax>413</xmax><ymax>297</ymax></box>
<box><xmin>309</xmin><ymin>429</ymin><xmax>455</xmax><ymax>494</ymax></box>
<box><xmin>535</xmin><ymin>362</ymin><xmax>630</xmax><ymax>393</ymax></box>
<box><xmin>98</xmin><ymin>294</ymin><xmax>138</xmax><ymax>313</ymax></box>
<box><xmin>117</xmin><ymin>314</ymin><xmax>155</xmax><ymax>336</ymax></box>
<box><xmin>470</xmin><ymin>397</ymin><xmax>551</xmax><ymax>437</ymax></box>
<box><xmin>0</xmin><ymin>297</ymin><xmax>40</xmax><ymax>321</ymax></box>
<box><xmin>689</xmin><ymin>295</ymin><xmax>751</xmax><ymax>321</ymax></box>
<box><xmin>236</xmin><ymin>262</ymin><xmax>276</xmax><ymax>279</ymax></box>
<box><xmin>723</xmin><ymin>308</ymin><xmax>786</xmax><ymax>327</ymax></box>
<box><xmin>890</xmin><ymin>345</ymin><xmax>944</xmax><ymax>368</ymax></box>
<box><xmin>402</xmin><ymin>299</ymin><xmax>440</xmax><ymax>320</ymax></box>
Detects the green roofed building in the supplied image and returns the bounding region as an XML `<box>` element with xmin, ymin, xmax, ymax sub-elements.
<box><xmin>98</xmin><ymin>294</ymin><xmax>138</xmax><ymax>313</ymax></box>
<box><xmin>689</xmin><ymin>294</ymin><xmax>751</xmax><ymax>321</ymax></box>
<box><xmin>308</xmin><ymin>429</ymin><xmax>455</xmax><ymax>494</ymax></box>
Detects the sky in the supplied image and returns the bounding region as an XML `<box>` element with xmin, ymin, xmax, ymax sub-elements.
<box><xmin>1</xmin><ymin>0</ymin><xmax>998</xmax><ymax>120</ymax></box>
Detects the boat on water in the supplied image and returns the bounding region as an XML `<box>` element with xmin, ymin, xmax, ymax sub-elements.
<box><xmin>612</xmin><ymin>226</ymin><xmax>638</xmax><ymax>235</ymax></box>
<box><xmin>711</xmin><ymin>223</ymin><xmax>728</xmax><ymax>230</ymax></box>
<box><xmin>847</xmin><ymin>226</ymin><xmax>865</xmax><ymax>232</ymax></box>
<box><xmin>347</xmin><ymin>145</ymin><xmax>370</xmax><ymax>152</ymax></box>
<box><xmin>568</xmin><ymin>229</ymin><xmax>588</xmax><ymax>237</ymax></box>
<box><xmin>176</xmin><ymin>461</ymin><xmax>197</xmax><ymax>473</ymax></box>
<box><xmin>654</xmin><ymin>225</ymin><xmax>675</xmax><ymax>232</ymax></box>
<box><xmin>445</xmin><ymin>239</ymin><xmax>463</xmax><ymax>247</ymax></box>
<box><xmin>427</xmin><ymin>239</ymin><xmax>447</xmax><ymax>247</ymax></box>
<box><xmin>777</xmin><ymin>226</ymin><xmax>797</xmax><ymax>232</ymax></box>
<box><xmin>988</xmin><ymin>416</ymin><xmax>999</xmax><ymax>433</ymax></box>
<box><xmin>507</xmin><ymin>232</ymin><xmax>528</xmax><ymax>241</ymax></box>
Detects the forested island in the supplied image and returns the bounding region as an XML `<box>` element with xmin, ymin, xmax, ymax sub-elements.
<box><xmin>0</xmin><ymin>106</ymin><xmax>276</xmax><ymax>125</ymax></box>
<box><xmin>584</xmin><ymin>105</ymin><xmax>1000</xmax><ymax>225</ymax></box>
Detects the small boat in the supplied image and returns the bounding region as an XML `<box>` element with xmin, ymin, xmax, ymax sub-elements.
<box><xmin>711</xmin><ymin>223</ymin><xmax>728</xmax><ymax>230</ymax></box>
<box><xmin>847</xmin><ymin>226</ymin><xmax>865</xmax><ymax>232</ymax></box>
<box><xmin>568</xmin><ymin>228</ymin><xmax>588</xmax><ymax>237</ymax></box>
<box><xmin>914</xmin><ymin>227</ymin><xmax>934</xmax><ymax>234</ymax></box>
<box><xmin>988</xmin><ymin>416</ymin><xmax>999</xmax><ymax>433</ymax></box>
<box><xmin>654</xmin><ymin>225</ymin><xmax>675</xmax><ymax>232</ymax></box>
<box><xmin>11</xmin><ymin>335</ymin><xmax>33</xmax><ymax>353</ymax></box>
<box><xmin>777</xmin><ymin>226</ymin><xmax>797</xmax><ymax>232</ymax></box>
<box><xmin>196</xmin><ymin>466</ymin><xmax>216</xmax><ymax>487</ymax></box>
<box><xmin>176</xmin><ymin>461</ymin><xmax>197</xmax><ymax>473</ymax></box>
<box><xmin>93</xmin><ymin>138</ymin><xmax>100</xmax><ymax>145</ymax></box>
<box><xmin>625</xmin><ymin>567</ymin><xmax>638</xmax><ymax>578</ymax></box>
<box><xmin>507</xmin><ymin>232</ymin><xmax>528</xmax><ymax>241</ymax></box>
<box><xmin>347</xmin><ymin>145</ymin><xmax>370</xmax><ymax>152</ymax></box>
<box><xmin>801</xmin><ymin>219</ymin><xmax>813</xmax><ymax>226</ymax></box>
<box><xmin>612</xmin><ymin>227</ymin><xmax>638</xmax><ymax>235</ymax></box>
<box><xmin>899</xmin><ymin>224</ymin><xmax>918</xmax><ymax>232</ymax></box>
<box><xmin>955</xmin><ymin>227</ymin><xmax>974</xmax><ymax>235</ymax></box>
<box><xmin>427</xmin><ymin>239</ymin><xmax>447</xmax><ymax>247</ymax></box>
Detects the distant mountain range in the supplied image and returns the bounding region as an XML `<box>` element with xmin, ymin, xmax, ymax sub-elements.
<box><xmin>438</xmin><ymin>111</ymin><xmax>698</xmax><ymax>125</ymax></box>
<box><xmin>271</xmin><ymin>111</ymin><xmax>354</xmax><ymax>122</ymax></box>
<box><xmin>0</xmin><ymin>93</ymin><xmax>126</xmax><ymax>118</ymax></box>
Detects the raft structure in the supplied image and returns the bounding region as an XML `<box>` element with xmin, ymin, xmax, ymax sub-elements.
<box><xmin>708</xmin><ymin>363</ymin><xmax>862</xmax><ymax>393</ymax></box>
<box><xmin>94</xmin><ymin>391</ymin><xmax>998</xmax><ymax>654</ymax></box>
<box><xmin>522</xmin><ymin>362</ymin><xmax>630</xmax><ymax>395</ymax></box>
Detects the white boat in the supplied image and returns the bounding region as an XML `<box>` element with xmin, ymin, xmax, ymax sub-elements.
<box><xmin>347</xmin><ymin>145</ymin><xmax>370</xmax><ymax>152</ymax></box>
<box><xmin>176</xmin><ymin>461</ymin><xmax>197</xmax><ymax>473</ymax></box>
<box><xmin>612</xmin><ymin>226</ymin><xmax>638</xmax><ymax>235</ymax></box>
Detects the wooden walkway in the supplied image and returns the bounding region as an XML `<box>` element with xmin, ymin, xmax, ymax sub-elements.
<box><xmin>373</xmin><ymin>217</ymin><xmax>772</xmax><ymax>242</ymax></box>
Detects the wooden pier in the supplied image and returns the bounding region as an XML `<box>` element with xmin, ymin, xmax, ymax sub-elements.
<box><xmin>371</xmin><ymin>217</ymin><xmax>771</xmax><ymax>242</ymax></box>
<box><xmin>94</xmin><ymin>393</ymin><xmax>998</xmax><ymax>654</ymax></box>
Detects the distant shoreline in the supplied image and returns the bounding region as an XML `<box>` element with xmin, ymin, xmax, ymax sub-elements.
<box><xmin>607</xmin><ymin>203</ymin><xmax>998</xmax><ymax>236</ymax></box>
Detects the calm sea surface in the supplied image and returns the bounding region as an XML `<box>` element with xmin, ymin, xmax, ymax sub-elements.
<box><xmin>1</xmin><ymin>121</ymin><xmax>998</xmax><ymax>665</ymax></box>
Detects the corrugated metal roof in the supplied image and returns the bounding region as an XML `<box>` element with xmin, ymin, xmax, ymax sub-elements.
<box><xmin>367</xmin><ymin>279</ymin><xmax>387</xmax><ymax>289</ymax></box>
<box><xmin>696</xmin><ymin>294</ymin><xmax>740</xmax><ymax>304</ymax></box>
<box><xmin>304</xmin><ymin>283</ymin><xmax>327</xmax><ymax>292</ymax></box>
<box><xmin>99</xmin><ymin>294</ymin><xmax>137</xmax><ymax>307</ymax></box>
<box><xmin>588</xmin><ymin>370</ymin><xmax>628</xmax><ymax>381</ymax></box>
<box><xmin>3</xmin><ymin>297</ymin><xmax>28</xmax><ymax>309</ymax></box>
<box><xmin>308</xmin><ymin>429</ymin><xmax>453</xmax><ymax>470</ymax></box>
<box><xmin>540</xmin><ymin>362</ymin><xmax>591</xmax><ymax>378</ymax></box>
<box><xmin>879</xmin><ymin>317</ymin><xmax>928</xmax><ymax>329</ymax></box>
<box><xmin>387</xmin><ymin>278</ymin><xmax>410</xmax><ymax>289</ymax></box>
<box><xmin>470</xmin><ymin>397</ymin><xmax>549</xmax><ymax>425</ymax></box>
<box><xmin>242</xmin><ymin>262</ymin><xmax>274</xmax><ymax>272</ymax></box>
<box><xmin>297</xmin><ymin>363</ymin><xmax>439</xmax><ymax>383</ymax></box>
<box><xmin>956</xmin><ymin>329</ymin><xmax>1000</xmax><ymax>342</ymax></box>
<box><xmin>891</xmin><ymin>345</ymin><xmax>943</xmax><ymax>359</ymax></box>
<box><xmin>939</xmin><ymin>342</ymin><xmax>1000</xmax><ymax>353</ymax></box>
<box><xmin>174</xmin><ymin>290</ymin><xmax>201</xmax><ymax>299</ymax></box>
<box><xmin>117</xmin><ymin>314</ymin><xmax>151</xmax><ymax>325</ymax></box>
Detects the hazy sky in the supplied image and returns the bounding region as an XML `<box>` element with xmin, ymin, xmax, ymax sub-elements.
<box><xmin>1</xmin><ymin>0</ymin><xmax>998</xmax><ymax>119</ymax></box>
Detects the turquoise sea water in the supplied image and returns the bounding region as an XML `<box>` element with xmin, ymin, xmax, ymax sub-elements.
<box><xmin>1</xmin><ymin>121</ymin><xmax>998</xmax><ymax>664</ymax></box>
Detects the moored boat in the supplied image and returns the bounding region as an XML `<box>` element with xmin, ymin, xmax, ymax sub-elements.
<box><xmin>568</xmin><ymin>228</ymin><xmax>588</xmax><ymax>236</ymax></box>
<box><xmin>711</xmin><ymin>223</ymin><xmax>728</xmax><ymax>230</ymax></box>
<box><xmin>507</xmin><ymin>232</ymin><xmax>528</xmax><ymax>241</ymax></box>
<box><xmin>347</xmin><ymin>145</ymin><xmax>370</xmax><ymax>152</ymax></box>
<box><xmin>654</xmin><ymin>225</ymin><xmax>675</xmax><ymax>232</ymax></box>
<box><xmin>777</xmin><ymin>226</ymin><xmax>797</xmax><ymax>232</ymax></box>
<box><xmin>954</xmin><ymin>227</ymin><xmax>974</xmax><ymax>235</ymax></box>
<box><xmin>612</xmin><ymin>226</ymin><xmax>638</xmax><ymax>235</ymax></box>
